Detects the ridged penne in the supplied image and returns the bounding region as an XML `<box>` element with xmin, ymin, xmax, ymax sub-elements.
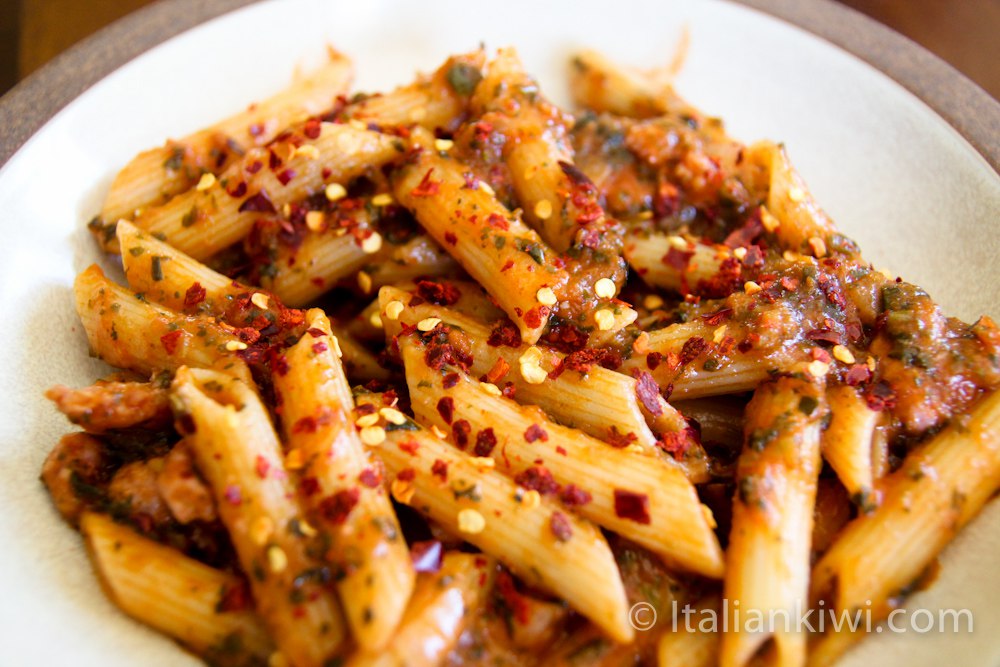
<box><xmin>344</xmin><ymin>51</ymin><xmax>485</xmax><ymax>134</ymax></box>
<box><xmin>809</xmin><ymin>389</ymin><xmax>1000</xmax><ymax>666</ymax></box>
<box><xmin>658</xmin><ymin>596</ymin><xmax>721</xmax><ymax>667</ymax></box>
<box><xmin>81</xmin><ymin>511</ymin><xmax>272</xmax><ymax>663</ymax></box>
<box><xmin>400</xmin><ymin>338</ymin><xmax>724</xmax><ymax>577</ymax></box>
<box><xmin>625</xmin><ymin>231</ymin><xmax>729</xmax><ymax>295</ymax></box>
<box><xmin>376</xmin><ymin>423</ymin><xmax>633</xmax><ymax>642</ymax></box>
<box><xmin>273</xmin><ymin>310</ymin><xmax>413</xmax><ymax>650</ymax></box>
<box><xmin>378</xmin><ymin>285</ymin><xmax>704</xmax><ymax>479</ymax></box>
<box><xmin>171</xmin><ymin>367</ymin><xmax>346</xmax><ymax>666</ymax></box>
<box><xmin>344</xmin><ymin>553</ymin><xmax>496</xmax><ymax>667</ymax></box>
<box><xmin>721</xmin><ymin>375</ymin><xmax>826</xmax><ymax>667</ymax></box>
<box><xmin>74</xmin><ymin>264</ymin><xmax>250</xmax><ymax>381</ymax></box>
<box><xmin>471</xmin><ymin>48</ymin><xmax>620</xmax><ymax>259</ymax></box>
<box><xmin>820</xmin><ymin>385</ymin><xmax>879</xmax><ymax>503</ymax></box>
<box><xmin>126</xmin><ymin>123</ymin><xmax>404</xmax><ymax>259</ymax></box>
<box><xmin>98</xmin><ymin>53</ymin><xmax>353</xmax><ymax>226</ymax></box>
<box><xmin>391</xmin><ymin>129</ymin><xmax>568</xmax><ymax>344</ymax></box>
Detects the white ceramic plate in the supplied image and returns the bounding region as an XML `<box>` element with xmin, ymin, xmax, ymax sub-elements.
<box><xmin>0</xmin><ymin>1</ymin><xmax>997</xmax><ymax>665</ymax></box>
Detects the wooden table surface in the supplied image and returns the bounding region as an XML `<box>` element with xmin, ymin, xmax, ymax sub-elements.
<box><xmin>1</xmin><ymin>0</ymin><xmax>997</xmax><ymax>100</ymax></box>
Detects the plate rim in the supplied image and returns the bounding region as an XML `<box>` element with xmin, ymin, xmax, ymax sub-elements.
<box><xmin>0</xmin><ymin>0</ymin><xmax>997</xmax><ymax>173</ymax></box>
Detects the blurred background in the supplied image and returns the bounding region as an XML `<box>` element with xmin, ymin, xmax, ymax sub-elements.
<box><xmin>0</xmin><ymin>0</ymin><xmax>998</xmax><ymax>100</ymax></box>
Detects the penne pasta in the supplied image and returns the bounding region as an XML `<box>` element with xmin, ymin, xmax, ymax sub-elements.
<box><xmin>820</xmin><ymin>385</ymin><xmax>879</xmax><ymax>504</ymax></box>
<box><xmin>97</xmin><ymin>53</ymin><xmax>354</xmax><ymax>228</ymax></box>
<box><xmin>74</xmin><ymin>264</ymin><xmax>250</xmax><ymax>381</ymax></box>
<box><xmin>343</xmin><ymin>51</ymin><xmax>485</xmax><ymax>134</ymax></box>
<box><xmin>273</xmin><ymin>310</ymin><xmax>413</xmax><ymax>650</ymax></box>
<box><xmin>81</xmin><ymin>512</ymin><xmax>273</xmax><ymax>664</ymax></box>
<box><xmin>625</xmin><ymin>231</ymin><xmax>729</xmax><ymax>295</ymax></box>
<box><xmin>658</xmin><ymin>596</ymin><xmax>722</xmax><ymax>667</ymax></box>
<box><xmin>809</xmin><ymin>389</ymin><xmax>1000</xmax><ymax>665</ymax></box>
<box><xmin>171</xmin><ymin>367</ymin><xmax>346</xmax><ymax>666</ymax></box>
<box><xmin>377</xmin><ymin>284</ymin><xmax>707</xmax><ymax>482</ymax></box>
<box><xmin>721</xmin><ymin>375</ymin><xmax>826</xmax><ymax>667</ymax></box>
<box><xmin>471</xmin><ymin>48</ymin><xmax>623</xmax><ymax>261</ymax></box>
<box><xmin>124</xmin><ymin>123</ymin><xmax>405</xmax><ymax>259</ymax></box>
<box><xmin>399</xmin><ymin>337</ymin><xmax>724</xmax><ymax>578</ymax></box>
<box><xmin>343</xmin><ymin>552</ymin><xmax>496</xmax><ymax>667</ymax></box>
<box><xmin>375</xmin><ymin>422</ymin><xmax>633</xmax><ymax>642</ymax></box>
<box><xmin>391</xmin><ymin>129</ymin><xmax>568</xmax><ymax>344</ymax></box>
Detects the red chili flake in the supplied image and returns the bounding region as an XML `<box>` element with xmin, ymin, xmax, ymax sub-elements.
<box><xmin>255</xmin><ymin>455</ymin><xmax>270</xmax><ymax>479</ymax></box>
<box><xmin>411</xmin><ymin>169</ymin><xmax>441</xmax><ymax>197</ymax></box>
<box><xmin>679</xmin><ymin>336</ymin><xmax>708</xmax><ymax>366</ymax></box>
<box><xmin>500</xmin><ymin>259</ymin><xmax>515</xmax><ymax>272</ymax></box>
<box><xmin>461</xmin><ymin>172</ymin><xmax>480</xmax><ymax>190</ymax></box>
<box><xmin>701</xmin><ymin>308</ymin><xmax>733</xmax><ymax>326</ymax></box>
<box><xmin>356</xmin><ymin>403</ymin><xmax>377</xmax><ymax>416</ymax></box>
<box><xmin>453</xmin><ymin>420</ymin><xmax>472</xmax><ymax>448</ymax></box>
<box><xmin>411</xmin><ymin>540</ymin><xmax>443</xmax><ymax>573</ymax></box>
<box><xmin>723</xmin><ymin>213</ymin><xmax>764</xmax><ymax>248</ymax></box>
<box><xmin>437</xmin><ymin>397</ymin><xmax>455</xmax><ymax>425</ymax></box>
<box><xmin>474</xmin><ymin>428</ymin><xmax>497</xmax><ymax>457</ymax></box>
<box><xmin>811</xmin><ymin>347</ymin><xmax>833</xmax><ymax>363</ymax></box>
<box><xmin>606</xmin><ymin>428</ymin><xmax>638</xmax><ymax>449</ymax></box>
<box><xmin>398</xmin><ymin>439</ymin><xmax>420</xmax><ymax>456</ymax></box>
<box><xmin>514</xmin><ymin>466</ymin><xmax>560</xmax><ymax>495</ymax></box>
<box><xmin>424</xmin><ymin>340</ymin><xmax>472</xmax><ymax>372</ymax></box>
<box><xmin>663</xmin><ymin>246</ymin><xmax>694</xmax><ymax>271</ymax></box>
<box><xmin>524</xmin><ymin>424</ymin><xmax>548</xmax><ymax>443</ymax></box>
<box><xmin>845</xmin><ymin>363</ymin><xmax>872</xmax><ymax>386</ymax></box>
<box><xmin>272</xmin><ymin>353</ymin><xmax>290</xmax><ymax>376</ymax></box>
<box><xmin>523</xmin><ymin>306</ymin><xmax>549</xmax><ymax>329</ymax></box>
<box><xmin>216</xmin><ymin>579</ymin><xmax>253</xmax><ymax>613</ymax></box>
<box><xmin>550</xmin><ymin>347</ymin><xmax>623</xmax><ymax>380</ymax></box>
<box><xmin>293</xmin><ymin>416</ymin><xmax>317</xmax><ymax>434</ymax></box>
<box><xmin>415</xmin><ymin>279</ymin><xmax>461</xmax><ymax>305</ymax></box>
<box><xmin>277</xmin><ymin>169</ymin><xmax>296</xmax><ymax>186</ymax></box>
<box><xmin>246</xmin><ymin>160</ymin><xmax>263</xmax><ymax>174</ymax></box>
<box><xmin>486</xmin><ymin>213</ymin><xmax>509</xmax><ymax>231</ymax></box>
<box><xmin>486</xmin><ymin>357</ymin><xmax>510</xmax><ymax>384</ymax></box>
<box><xmin>238</xmin><ymin>192</ymin><xmax>276</xmax><ymax>213</ymax></box>
<box><xmin>496</xmin><ymin>571</ymin><xmax>530</xmax><ymax>625</ymax></box>
<box><xmin>311</xmin><ymin>341</ymin><xmax>329</xmax><ymax>354</ymax></box>
<box><xmin>780</xmin><ymin>276</ymin><xmax>800</xmax><ymax>291</ymax></box>
<box><xmin>300</xmin><ymin>477</ymin><xmax>321</xmax><ymax>496</ymax></box>
<box><xmin>159</xmin><ymin>330</ymin><xmax>184</xmax><ymax>355</ymax></box>
<box><xmin>444</xmin><ymin>231</ymin><xmax>458</xmax><ymax>246</ymax></box>
<box><xmin>549</xmin><ymin>511</ymin><xmax>573</xmax><ymax>542</ymax></box>
<box><xmin>487</xmin><ymin>319</ymin><xmax>522</xmax><ymax>347</ymax></box>
<box><xmin>398</xmin><ymin>468</ymin><xmax>416</xmax><ymax>482</ymax></box>
<box><xmin>227</xmin><ymin>181</ymin><xmax>248</xmax><ymax>198</ymax></box>
<box><xmin>806</xmin><ymin>328</ymin><xmax>843</xmax><ymax>346</ymax></box>
<box><xmin>555</xmin><ymin>446</ymin><xmax>567</xmax><ymax>456</ymax></box>
<box><xmin>646</xmin><ymin>352</ymin><xmax>663</xmax><ymax>370</ymax></box>
<box><xmin>224</xmin><ymin>484</ymin><xmax>242</xmax><ymax>505</ymax></box>
<box><xmin>695</xmin><ymin>257</ymin><xmax>743</xmax><ymax>298</ymax></box>
<box><xmin>268</xmin><ymin>150</ymin><xmax>282</xmax><ymax>170</ymax></box>
<box><xmin>431</xmin><ymin>459</ymin><xmax>448</xmax><ymax>481</ymax></box>
<box><xmin>303</xmin><ymin>118</ymin><xmax>322</xmax><ymax>139</ymax></box>
<box><xmin>559</xmin><ymin>484</ymin><xmax>592</xmax><ymax>507</ymax></box>
<box><xmin>658</xmin><ymin>428</ymin><xmax>694</xmax><ymax>457</ymax></box>
<box><xmin>742</xmin><ymin>244</ymin><xmax>765</xmax><ymax>268</ymax></box>
<box><xmin>632</xmin><ymin>370</ymin><xmax>663</xmax><ymax>416</ymax></box>
<box><xmin>614</xmin><ymin>489</ymin><xmax>651</xmax><ymax>524</ymax></box>
<box><xmin>501</xmin><ymin>382</ymin><xmax>516</xmax><ymax>399</ymax></box>
<box><xmin>443</xmin><ymin>372</ymin><xmax>460</xmax><ymax>389</ymax></box>
<box><xmin>359</xmin><ymin>467</ymin><xmax>381</xmax><ymax>488</ymax></box>
<box><xmin>319</xmin><ymin>488</ymin><xmax>360</xmax><ymax>524</ymax></box>
<box><xmin>183</xmin><ymin>282</ymin><xmax>207</xmax><ymax>307</ymax></box>
<box><xmin>303</xmin><ymin>327</ymin><xmax>324</xmax><ymax>338</ymax></box>
<box><xmin>864</xmin><ymin>381</ymin><xmax>896</xmax><ymax>412</ymax></box>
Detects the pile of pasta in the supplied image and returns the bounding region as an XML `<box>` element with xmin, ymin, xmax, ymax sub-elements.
<box><xmin>44</xmin><ymin>45</ymin><xmax>1000</xmax><ymax>667</ymax></box>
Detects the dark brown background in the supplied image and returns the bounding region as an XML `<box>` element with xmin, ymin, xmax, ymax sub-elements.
<box><xmin>1</xmin><ymin>0</ymin><xmax>998</xmax><ymax>100</ymax></box>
